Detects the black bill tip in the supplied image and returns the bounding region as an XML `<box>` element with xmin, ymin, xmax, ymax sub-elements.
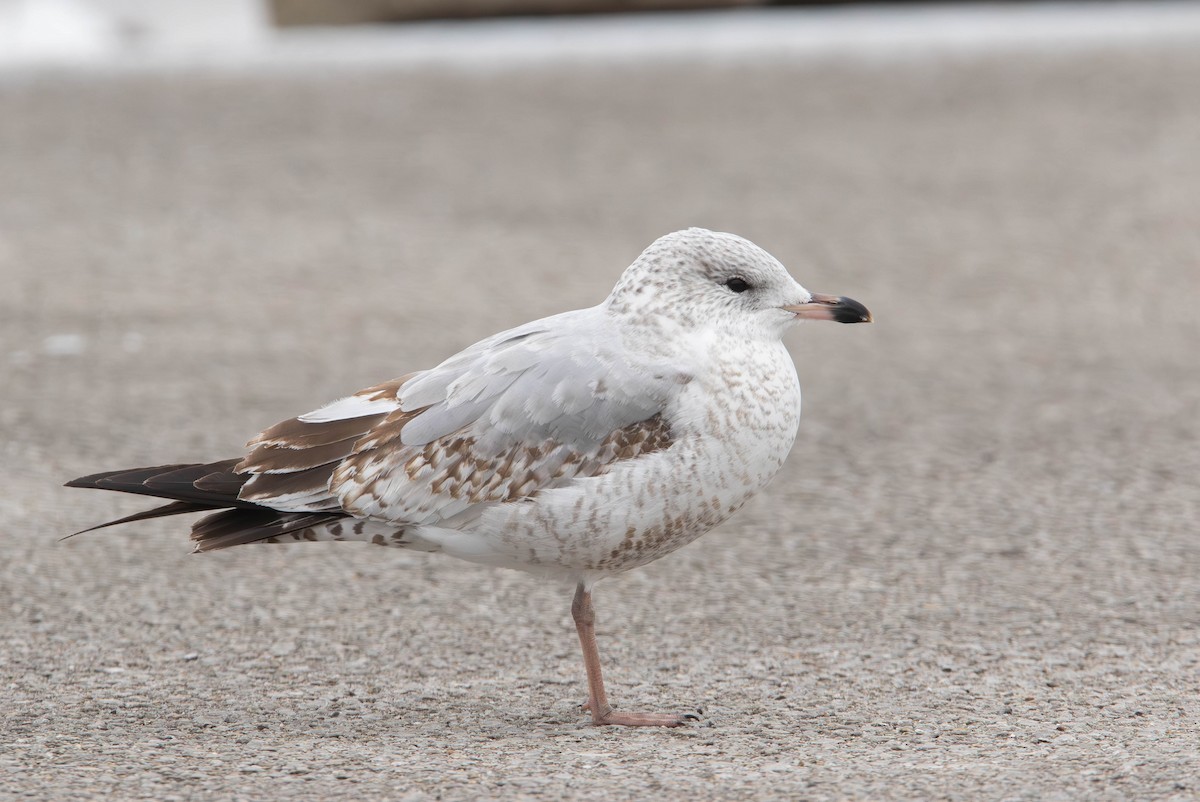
<box><xmin>832</xmin><ymin>296</ymin><xmax>872</xmax><ymax>324</ymax></box>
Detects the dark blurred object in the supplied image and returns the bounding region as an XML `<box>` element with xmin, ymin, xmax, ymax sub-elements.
<box><xmin>271</xmin><ymin>0</ymin><xmax>768</xmax><ymax>25</ymax></box>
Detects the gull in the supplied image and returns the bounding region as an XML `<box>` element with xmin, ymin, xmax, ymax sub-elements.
<box><xmin>66</xmin><ymin>228</ymin><xmax>871</xmax><ymax>727</ymax></box>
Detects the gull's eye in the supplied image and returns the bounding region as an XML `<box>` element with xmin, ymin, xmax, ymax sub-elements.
<box><xmin>724</xmin><ymin>277</ymin><xmax>751</xmax><ymax>294</ymax></box>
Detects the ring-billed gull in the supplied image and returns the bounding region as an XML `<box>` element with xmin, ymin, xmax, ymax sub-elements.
<box><xmin>66</xmin><ymin>227</ymin><xmax>871</xmax><ymax>727</ymax></box>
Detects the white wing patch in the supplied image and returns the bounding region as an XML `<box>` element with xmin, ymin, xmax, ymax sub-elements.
<box><xmin>298</xmin><ymin>392</ymin><xmax>401</xmax><ymax>424</ymax></box>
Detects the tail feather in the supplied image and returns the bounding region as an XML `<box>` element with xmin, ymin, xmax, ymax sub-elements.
<box><xmin>66</xmin><ymin>460</ymin><xmax>353</xmax><ymax>550</ymax></box>
<box><xmin>190</xmin><ymin>509</ymin><xmax>346</xmax><ymax>552</ymax></box>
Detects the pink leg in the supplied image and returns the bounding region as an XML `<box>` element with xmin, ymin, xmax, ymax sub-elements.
<box><xmin>571</xmin><ymin>583</ymin><xmax>697</xmax><ymax>728</ymax></box>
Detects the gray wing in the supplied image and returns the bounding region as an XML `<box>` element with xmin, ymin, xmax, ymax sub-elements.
<box><xmin>237</xmin><ymin>307</ymin><xmax>683</xmax><ymax>525</ymax></box>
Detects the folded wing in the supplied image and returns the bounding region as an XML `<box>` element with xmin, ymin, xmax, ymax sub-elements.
<box><xmin>238</xmin><ymin>308</ymin><xmax>682</xmax><ymax>527</ymax></box>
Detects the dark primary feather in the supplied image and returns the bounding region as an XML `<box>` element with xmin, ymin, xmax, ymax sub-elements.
<box><xmin>64</xmin><ymin>459</ymin><xmax>335</xmax><ymax>545</ymax></box>
<box><xmin>63</xmin><ymin>377</ymin><xmax>400</xmax><ymax>544</ymax></box>
<box><xmin>65</xmin><ymin>500</ymin><xmax>214</xmax><ymax>536</ymax></box>
<box><xmin>65</xmin><ymin>460</ymin><xmax>257</xmax><ymax>508</ymax></box>
<box><xmin>65</xmin><ymin>459</ymin><xmax>354</xmax><ymax>551</ymax></box>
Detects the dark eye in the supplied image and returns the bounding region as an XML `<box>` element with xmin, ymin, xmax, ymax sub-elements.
<box><xmin>724</xmin><ymin>277</ymin><xmax>751</xmax><ymax>294</ymax></box>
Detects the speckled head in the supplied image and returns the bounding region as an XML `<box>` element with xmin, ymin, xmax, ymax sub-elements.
<box><xmin>605</xmin><ymin>228</ymin><xmax>871</xmax><ymax>338</ymax></box>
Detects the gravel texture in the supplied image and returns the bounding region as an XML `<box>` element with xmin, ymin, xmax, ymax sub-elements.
<box><xmin>2</xmin><ymin>42</ymin><xmax>1199</xmax><ymax>801</ymax></box>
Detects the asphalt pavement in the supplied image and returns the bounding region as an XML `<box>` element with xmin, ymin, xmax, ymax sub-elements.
<box><xmin>2</xmin><ymin>29</ymin><xmax>1199</xmax><ymax>801</ymax></box>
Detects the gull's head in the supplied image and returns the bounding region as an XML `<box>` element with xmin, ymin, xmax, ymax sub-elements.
<box><xmin>605</xmin><ymin>228</ymin><xmax>871</xmax><ymax>338</ymax></box>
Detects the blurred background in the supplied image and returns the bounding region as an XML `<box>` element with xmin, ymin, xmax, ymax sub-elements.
<box><xmin>3</xmin><ymin>1</ymin><xmax>1199</xmax><ymax>800</ymax></box>
<box><xmin>3</xmin><ymin>0</ymin><xmax>1200</xmax><ymax>64</ymax></box>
